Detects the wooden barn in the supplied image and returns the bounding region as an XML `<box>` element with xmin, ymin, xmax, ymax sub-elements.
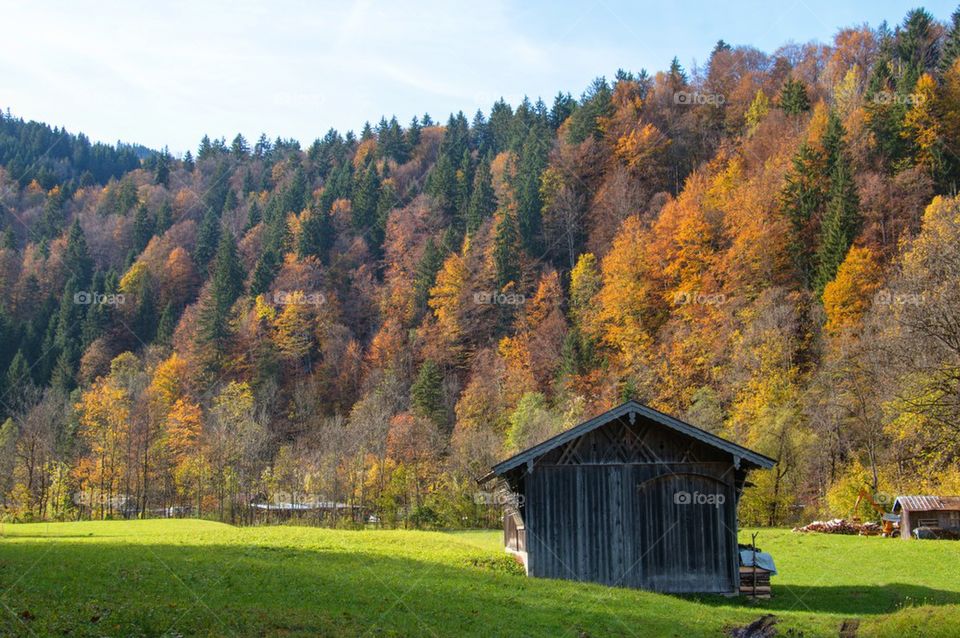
<box><xmin>480</xmin><ymin>400</ymin><xmax>775</xmax><ymax>594</ymax></box>
<box><xmin>892</xmin><ymin>495</ymin><xmax>960</xmax><ymax>539</ymax></box>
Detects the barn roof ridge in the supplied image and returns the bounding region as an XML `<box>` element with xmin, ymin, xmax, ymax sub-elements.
<box><xmin>893</xmin><ymin>495</ymin><xmax>960</xmax><ymax>512</ymax></box>
<box><xmin>483</xmin><ymin>400</ymin><xmax>776</xmax><ymax>482</ymax></box>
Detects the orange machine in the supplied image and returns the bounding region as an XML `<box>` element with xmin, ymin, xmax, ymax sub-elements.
<box><xmin>853</xmin><ymin>488</ymin><xmax>895</xmax><ymax>536</ymax></box>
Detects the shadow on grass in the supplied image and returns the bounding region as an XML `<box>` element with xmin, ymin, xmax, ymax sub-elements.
<box><xmin>0</xmin><ymin>538</ymin><xmax>775</xmax><ymax>638</ymax></box>
<box><xmin>3</xmin><ymin>535</ymin><xmax>955</xmax><ymax>637</ymax></box>
<box><xmin>691</xmin><ymin>582</ymin><xmax>960</xmax><ymax>615</ymax></box>
<box><xmin>1</xmin><ymin>534</ymin><xmax>125</xmax><ymax>539</ymax></box>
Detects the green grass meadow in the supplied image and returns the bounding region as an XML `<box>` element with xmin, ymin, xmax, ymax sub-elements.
<box><xmin>0</xmin><ymin>520</ymin><xmax>958</xmax><ymax>636</ymax></box>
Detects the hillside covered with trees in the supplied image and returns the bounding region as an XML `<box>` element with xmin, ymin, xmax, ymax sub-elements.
<box><xmin>3</xmin><ymin>7</ymin><xmax>960</xmax><ymax>528</ymax></box>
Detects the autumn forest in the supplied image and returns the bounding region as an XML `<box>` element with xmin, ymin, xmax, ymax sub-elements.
<box><xmin>3</xmin><ymin>7</ymin><xmax>960</xmax><ymax>529</ymax></box>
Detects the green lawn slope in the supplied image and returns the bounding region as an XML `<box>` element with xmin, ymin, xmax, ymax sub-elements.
<box><xmin>0</xmin><ymin>520</ymin><xmax>957</xmax><ymax>636</ymax></box>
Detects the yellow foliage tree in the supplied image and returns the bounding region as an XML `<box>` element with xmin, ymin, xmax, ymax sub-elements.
<box><xmin>428</xmin><ymin>249</ymin><xmax>468</xmax><ymax>345</ymax></box>
<box><xmin>149</xmin><ymin>353</ymin><xmax>191</xmax><ymax>409</ymax></box>
<box><xmin>273</xmin><ymin>291</ymin><xmax>315</xmax><ymax>359</ymax></box>
<box><xmin>615</xmin><ymin>123</ymin><xmax>670</xmax><ymax>171</ymax></box>
<box><xmin>822</xmin><ymin>246</ymin><xmax>883</xmax><ymax>334</ymax></box>
<box><xmin>76</xmin><ymin>377</ymin><xmax>131</xmax><ymax>519</ymax></box>
<box><xmin>744</xmin><ymin>89</ymin><xmax>770</xmax><ymax>136</ymax></box>
<box><xmin>939</xmin><ymin>59</ymin><xmax>960</xmax><ymax>160</ymax></box>
<box><xmin>119</xmin><ymin>260</ymin><xmax>151</xmax><ymax>298</ymax></box>
<box><xmin>164</xmin><ymin>399</ymin><xmax>202</xmax><ymax>463</ymax></box>
<box><xmin>569</xmin><ymin>252</ymin><xmax>601</xmax><ymax>336</ymax></box>
<box><xmin>595</xmin><ymin>215</ymin><xmax>661</xmax><ymax>375</ymax></box>
<box><xmin>903</xmin><ymin>73</ymin><xmax>945</xmax><ymax>179</ymax></box>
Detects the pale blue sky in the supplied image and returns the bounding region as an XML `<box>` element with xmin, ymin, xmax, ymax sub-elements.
<box><xmin>1</xmin><ymin>0</ymin><xmax>955</xmax><ymax>154</ymax></box>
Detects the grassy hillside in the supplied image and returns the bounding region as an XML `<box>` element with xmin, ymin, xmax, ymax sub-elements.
<box><xmin>0</xmin><ymin>520</ymin><xmax>958</xmax><ymax>636</ymax></box>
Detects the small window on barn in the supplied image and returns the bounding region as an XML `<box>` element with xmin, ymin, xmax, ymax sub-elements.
<box><xmin>948</xmin><ymin>511</ymin><xmax>960</xmax><ymax>527</ymax></box>
<box><xmin>918</xmin><ymin>517</ymin><xmax>938</xmax><ymax>527</ymax></box>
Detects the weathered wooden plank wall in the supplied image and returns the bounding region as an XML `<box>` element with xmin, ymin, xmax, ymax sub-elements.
<box><xmin>520</xmin><ymin>415</ymin><xmax>740</xmax><ymax>593</ymax></box>
<box><xmin>526</xmin><ymin>464</ymin><xmax>736</xmax><ymax>592</ymax></box>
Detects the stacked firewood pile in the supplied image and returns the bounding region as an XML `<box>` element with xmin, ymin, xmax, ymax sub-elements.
<box><xmin>792</xmin><ymin>518</ymin><xmax>883</xmax><ymax>535</ymax></box>
<box><xmin>739</xmin><ymin>565</ymin><xmax>772</xmax><ymax>599</ymax></box>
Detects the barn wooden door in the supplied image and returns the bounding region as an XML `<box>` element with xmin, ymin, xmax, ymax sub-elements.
<box><xmin>634</xmin><ymin>471</ymin><xmax>735</xmax><ymax>593</ymax></box>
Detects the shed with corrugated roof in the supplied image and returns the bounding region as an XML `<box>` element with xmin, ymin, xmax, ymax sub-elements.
<box><xmin>892</xmin><ymin>495</ymin><xmax>960</xmax><ymax>539</ymax></box>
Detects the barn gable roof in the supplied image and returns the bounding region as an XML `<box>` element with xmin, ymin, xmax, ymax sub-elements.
<box><xmin>482</xmin><ymin>400</ymin><xmax>775</xmax><ymax>482</ymax></box>
<box><xmin>893</xmin><ymin>495</ymin><xmax>960</xmax><ymax>512</ymax></box>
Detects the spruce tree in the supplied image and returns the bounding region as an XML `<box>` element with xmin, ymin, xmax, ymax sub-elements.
<box><xmin>196</xmin><ymin>232</ymin><xmax>244</xmax><ymax>367</ymax></box>
<box><xmin>514</xmin><ymin>128</ymin><xmax>547</xmax><ymax>254</ymax></box>
<box><xmin>897</xmin><ymin>8</ymin><xmax>937</xmax><ymax>88</ymax></box>
<box><xmin>940</xmin><ymin>8</ymin><xmax>960</xmax><ymax>75</ymax></box>
<box><xmin>442</xmin><ymin>112</ymin><xmax>470</xmax><ymax>161</ymax></box>
<box><xmin>471</xmin><ymin>109</ymin><xmax>490</xmax><ymax>154</ymax></box>
<box><xmin>372</xmin><ymin>182</ymin><xmax>398</xmax><ymax>254</ymax></box>
<box><xmin>319</xmin><ymin>163</ymin><xmax>352</xmax><ymax>213</ymax></box>
<box><xmin>197</xmin><ymin>135</ymin><xmax>213</xmax><ymax>161</ymax></box>
<box><xmin>245</xmin><ymin>200</ymin><xmax>262</xmax><ymax>231</ymax></box>
<box><xmin>81</xmin><ymin>295</ymin><xmax>106</xmax><ymax>348</ymax></box>
<box><xmin>567</xmin><ymin>77</ymin><xmax>613</xmax><ymax>144</ymax></box>
<box><xmin>814</xmin><ymin>157</ymin><xmax>860</xmax><ymax>296</ymax></box>
<box><xmin>203</xmin><ymin>162</ymin><xmax>232</xmax><ymax>216</ymax></box>
<box><xmin>493</xmin><ymin>209</ymin><xmax>520</xmax><ymax>289</ymax></box>
<box><xmin>64</xmin><ymin>219</ymin><xmax>93</xmax><ymax>288</ymax></box>
<box><xmin>156</xmin><ymin>302</ymin><xmax>177</xmax><ymax>346</ymax></box>
<box><xmin>250</xmin><ymin>249</ymin><xmax>280</xmax><ymax>296</ymax></box>
<box><xmin>241</xmin><ymin>168</ymin><xmax>256</xmax><ymax>196</ymax></box>
<box><xmin>132</xmin><ymin>203</ymin><xmax>155</xmax><ymax>253</ymax></box>
<box><xmin>194</xmin><ymin>207</ymin><xmax>221</xmax><ymax>268</ymax></box>
<box><xmin>864</xmin><ymin>52</ymin><xmax>908</xmax><ymax>167</ymax></box>
<box><xmin>411</xmin><ymin>359</ymin><xmax>445</xmax><ymax>426</ymax></box>
<box><xmin>156</xmin><ymin>200</ymin><xmax>173</xmax><ymax>235</ymax></box>
<box><xmin>133</xmin><ymin>287</ymin><xmax>158</xmax><ymax>345</ymax></box>
<box><xmin>466</xmin><ymin>159</ymin><xmax>496</xmax><ymax>233</ymax></box>
<box><xmin>780</xmin><ymin>143</ymin><xmax>826</xmax><ymax>288</ymax></box>
<box><xmin>380</xmin><ymin>116</ymin><xmax>409</xmax><ymax>163</ymax></box>
<box><xmin>440</xmin><ymin>225</ymin><xmax>463</xmax><ymax>255</ymax></box>
<box><xmin>40</xmin><ymin>189</ymin><xmax>66</xmax><ymax>241</ymax></box>
<box><xmin>668</xmin><ymin>57</ymin><xmax>688</xmax><ymax>89</ymax></box>
<box><xmin>778</xmin><ymin>77</ymin><xmax>811</xmax><ymax>115</ymax></box>
<box><xmin>297</xmin><ymin>203</ymin><xmax>333</xmax><ymax>262</ymax></box>
<box><xmin>488</xmin><ymin>99</ymin><xmax>514</xmax><ymax>154</ymax></box>
<box><xmin>54</xmin><ymin>277</ymin><xmax>83</xmax><ymax>370</ymax></box>
<box><xmin>154</xmin><ymin>148</ymin><xmax>170</xmax><ymax>186</ymax></box>
<box><xmin>231</xmin><ymin>134</ymin><xmax>249</xmax><ymax>159</ymax></box>
<box><xmin>821</xmin><ymin>110</ymin><xmax>846</xmax><ymax>174</ymax></box>
<box><xmin>222</xmin><ymin>189</ymin><xmax>238</xmax><ymax>215</ymax></box>
<box><xmin>281</xmin><ymin>166</ymin><xmax>307</xmax><ymax>216</ymax></box>
<box><xmin>351</xmin><ymin>164</ymin><xmax>380</xmax><ymax>230</ymax></box>
<box><xmin>549</xmin><ymin>92</ymin><xmax>576</xmax><ymax>130</ymax></box>
<box><xmin>407</xmin><ymin>116</ymin><xmax>422</xmax><ymax>150</ymax></box>
<box><xmin>426</xmin><ymin>153</ymin><xmax>457</xmax><ymax>216</ymax></box>
<box><xmin>211</xmin><ymin>232</ymin><xmax>245</xmax><ymax>306</ymax></box>
<box><xmin>454</xmin><ymin>150</ymin><xmax>473</xmax><ymax>229</ymax></box>
<box><xmin>254</xmin><ymin>133</ymin><xmax>272</xmax><ymax>158</ymax></box>
<box><xmin>5</xmin><ymin>350</ymin><xmax>33</xmax><ymax>410</ymax></box>
<box><xmin>50</xmin><ymin>350</ymin><xmax>75</xmax><ymax>392</ymax></box>
<box><xmin>413</xmin><ymin>238</ymin><xmax>443</xmax><ymax>316</ymax></box>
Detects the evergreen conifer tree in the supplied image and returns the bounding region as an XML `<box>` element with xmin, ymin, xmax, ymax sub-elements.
<box><xmin>814</xmin><ymin>157</ymin><xmax>860</xmax><ymax>296</ymax></box>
